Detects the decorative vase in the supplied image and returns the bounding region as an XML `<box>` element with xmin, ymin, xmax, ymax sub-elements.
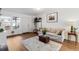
<box><xmin>71</xmin><ymin>26</ymin><xmax>74</xmax><ymax>32</ymax></box>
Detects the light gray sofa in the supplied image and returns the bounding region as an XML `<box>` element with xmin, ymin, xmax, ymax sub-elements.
<box><xmin>46</xmin><ymin>32</ymin><xmax>65</xmax><ymax>43</ymax></box>
<box><xmin>38</xmin><ymin>27</ymin><xmax>65</xmax><ymax>43</ymax></box>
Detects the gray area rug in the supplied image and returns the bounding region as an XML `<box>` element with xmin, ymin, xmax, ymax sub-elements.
<box><xmin>22</xmin><ymin>36</ymin><xmax>62</xmax><ymax>51</ymax></box>
<box><xmin>0</xmin><ymin>45</ymin><xmax>8</xmax><ymax>51</ymax></box>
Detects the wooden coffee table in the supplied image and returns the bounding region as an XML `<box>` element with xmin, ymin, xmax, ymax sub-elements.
<box><xmin>39</xmin><ymin>35</ymin><xmax>50</xmax><ymax>43</ymax></box>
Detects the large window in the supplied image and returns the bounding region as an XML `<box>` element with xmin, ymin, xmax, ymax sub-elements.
<box><xmin>0</xmin><ymin>16</ymin><xmax>20</xmax><ymax>31</ymax></box>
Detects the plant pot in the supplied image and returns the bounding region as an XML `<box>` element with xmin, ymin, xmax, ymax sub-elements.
<box><xmin>43</xmin><ymin>32</ymin><xmax>46</xmax><ymax>35</ymax></box>
<box><xmin>71</xmin><ymin>26</ymin><xmax>74</xmax><ymax>32</ymax></box>
<box><xmin>0</xmin><ymin>28</ymin><xmax>4</xmax><ymax>33</ymax></box>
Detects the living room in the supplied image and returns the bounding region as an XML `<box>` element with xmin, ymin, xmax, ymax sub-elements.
<box><xmin>0</xmin><ymin>8</ymin><xmax>79</xmax><ymax>51</ymax></box>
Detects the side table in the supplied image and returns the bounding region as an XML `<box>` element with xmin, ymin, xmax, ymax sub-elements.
<box><xmin>68</xmin><ymin>32</ymin><xmax>78</xmax><ymax>45</ymax></box>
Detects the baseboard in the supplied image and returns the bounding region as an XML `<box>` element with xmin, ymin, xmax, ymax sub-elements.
<box><xmin>7</xmin><ymin>32</ymin><xmax>36</xmax><ymax>38</ymax></box>
<box><xmin>64</xmin><ymin>39</ymin><xmax>79</xmax><ymax>43</ymax></box>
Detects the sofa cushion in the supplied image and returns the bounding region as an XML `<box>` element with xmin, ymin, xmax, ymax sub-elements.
<box><xmin>46</xmin><ymin>32</ymin><xmax>63</xmax><ymax>42</ymax></box>
<box><xmin>47</xmin><ymin>28</ymin><xmax>56</xmax><ymax>33</ymax></box>
<box><xmin>46</xmin><ymin>27</ymin><xmax>64</xmax><ymax>34</ymax></box>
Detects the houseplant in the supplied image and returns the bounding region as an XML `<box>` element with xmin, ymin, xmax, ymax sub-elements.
<box><xmin>74</xmin><ymin>27</ymin><xmax>78</xmax><ymax>33</ymax></box>
<box><xmin>0</xmin><ymin>28</ymin><xmax>4</xmax><ymax>32</ymax></box>
<box><xmin>42</xmin><ymin>28</ymin><xmax>47</xmax><ymax>35</ymax></box>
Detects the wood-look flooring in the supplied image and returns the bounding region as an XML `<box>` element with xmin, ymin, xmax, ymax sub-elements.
<box><xmin>60</xmin><ymin>40</ymin><xmax>79</xmax><ymax>51</ymax></box>
<box><xmin>7</xmin><ymin>33</ymin><xmax>37</xmax><ymax>51</ymax></box>
<box><xmin>7</xmin><ymin>33</ymin><xmax>79</xmax><ymax>51</ymax></box>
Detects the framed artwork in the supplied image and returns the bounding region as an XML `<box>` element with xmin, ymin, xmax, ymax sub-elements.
<box><xmin>47</xmin><ymin>12</ymin><xmax>58</xmax><ymax>23</ymax></box>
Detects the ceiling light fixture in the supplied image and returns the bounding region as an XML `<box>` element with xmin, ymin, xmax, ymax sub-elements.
<box><xmin>36</xmin><ymin>8</ymin><xmax>41</xmax><ymax>10</ymax></box>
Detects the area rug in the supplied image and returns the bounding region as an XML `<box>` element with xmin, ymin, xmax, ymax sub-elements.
<box><xmin>22</xmin><ymin>36</ymin><xmax>62</xmax><ymax>51</ymax></box>
<box><xmin>0</xmin><ymin>45</ymin><xmax>8</xmax><ymax>51</ymax></box>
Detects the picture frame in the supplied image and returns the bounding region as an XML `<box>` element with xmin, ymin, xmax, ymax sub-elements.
<box><xmin>47</xmin><ymin>12</ymin><xmax>58</xmax><ymax>23</ymax></box>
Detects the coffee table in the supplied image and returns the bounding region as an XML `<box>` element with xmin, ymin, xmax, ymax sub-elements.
<box><xmin>39</xmin><ymin>35</ymin><xmax>50</xmax><ymax>43</ymax></box>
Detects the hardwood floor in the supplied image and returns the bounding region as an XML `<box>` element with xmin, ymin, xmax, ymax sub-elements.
<box><xmin>7</xmin><ymin>33</ymin><xmax>79</xmax><ymax>51</ymax></box>
<box><xmin>7</xmin><ymin>33</ymin><xmax>37</xmax><ymax>51</ymax></box>
<box><xmin>60</xmin><ymin>40</ymin><xmax>79</xmax><ymax>51</ymax></box>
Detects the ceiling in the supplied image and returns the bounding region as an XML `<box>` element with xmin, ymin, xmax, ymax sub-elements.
<box><xmin>2</xmin><ymin>8</ymin><xmax>56</xmax><ymax>16</ymax></box>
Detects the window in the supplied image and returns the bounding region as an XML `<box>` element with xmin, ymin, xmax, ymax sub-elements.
<box><xmin>0</xmin><ymin>16</ymin><xmax>20</xmax><ymax>31</ymax></box>
<box><xmin>12</xmin><ymin>17</ymin><xmax>20</xmax><ymax>29</ymax></box>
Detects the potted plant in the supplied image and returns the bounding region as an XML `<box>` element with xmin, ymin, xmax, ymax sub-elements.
<box><xmin>71</xmin><ymin>26</ymin><xmax>74</xmax><ymax>32</ymax></box>
<box><xmin>0</xmin><ymin>28</ymin><xmax>4</xmax><ymax>32</ymax></box>
<box><xmin>42</xmin><ymin>28</ymin><xmax>47</xmax><ymax>35</ymax></box>
<box><xmin>70</xmin><ymin>26</ymin><xmax>78</xmax><ymax>33</ymax></box>
<box><xmin>74</xmin><ymin>27</ymin><xmax>78</xmax><ymax>33</ymax></box>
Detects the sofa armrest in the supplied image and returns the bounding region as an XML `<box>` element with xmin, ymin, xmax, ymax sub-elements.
<box><xmin>61</xmin><ymin>30</ymin><xmax>68</xmax><ymax>41</ymax></box>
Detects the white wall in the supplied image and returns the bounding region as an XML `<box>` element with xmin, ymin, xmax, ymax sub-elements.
<box><xmin>1</xmin><ymin>10</ymin><xmax>34</xmax><ymax>36</ymax></box>
<box><xmin>21</xmin><ymin>16</ymin><xmax>35</xmax><ymax>33</ymax></box>
<box><xmin>38</xmin><ymin>8</ymin><xmax>79</xmax><ymax>28</ymax></box>
<box><xmin>37</xmin><ymin>8</ymin><xmax>65</xmax><ymax>29</ymax></box>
